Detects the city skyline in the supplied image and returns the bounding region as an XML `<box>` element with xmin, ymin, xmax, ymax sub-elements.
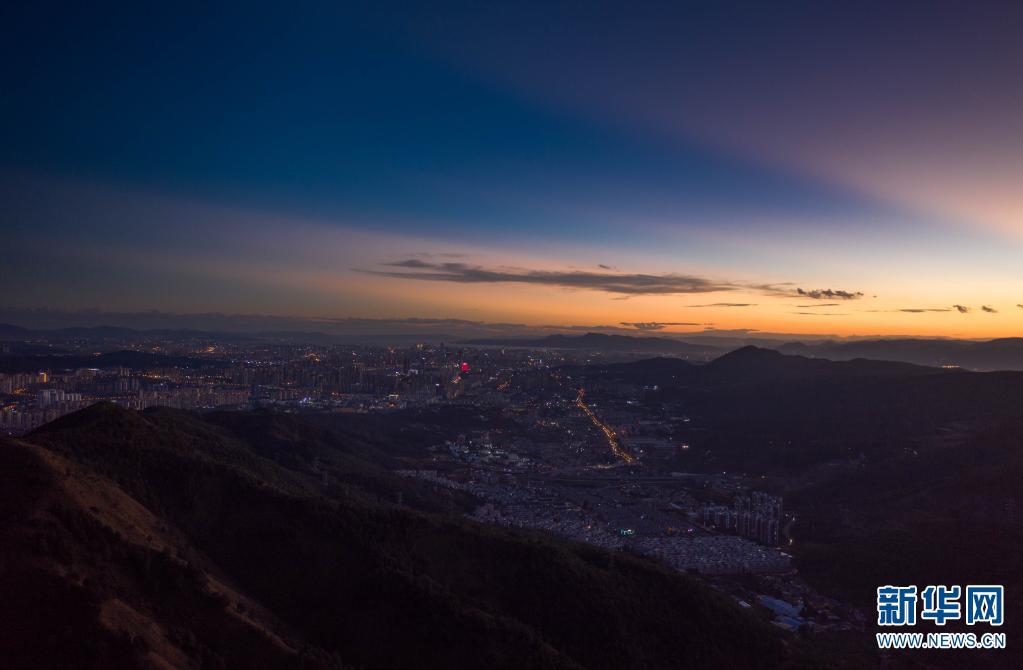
<box><xmin>5</xmin><ymin>2</ymin><xmax>1023</xmax><ymax>338</ymax></box>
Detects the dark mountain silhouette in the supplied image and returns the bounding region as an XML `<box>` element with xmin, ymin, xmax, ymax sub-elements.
<box><xmin>1</xmin><ymin>403</ymin><xmax>789</xmax><ymax>669</ymax></box>
<box><xmin>788</xmin><ymin>418</ymin><xmax>1023</xmax><ymax>611</ymax></box>
<box><xmin>0</xmin><ymin>323</ymin><xmax>31</xmax><ymax>338</ymax></box>
<box><xmin>775</xmin><ymin>337</ymin><xmax>1023</xmax><ymax>371</ymax></box>
<box><xmin>572</xmin><ymin>346</ymin><xmax>948</xmax><ymax>387</ymax></box>
<box><xmin>572</xmin><ymin>347</ymin><xmax>1023</xmax><ymax>470</ymax></box>
<box><xmin>703</xmin><ymin>345</ymin><xmax>947</xmax><ymax>382</ymax></box>
<box><xmin>9</xmin><ymin>319</ymin><xmax>1023</xmax><ymax>370</ymax></box>
<box><xmin>594</xmin><ymin>356</ymin><xmax>694</xmax><ymax>377</ymax></box>
<box><xmin>464</xmin><ymin>332</ymin><xmax>1023</xmax><ymax>371</ymax></box>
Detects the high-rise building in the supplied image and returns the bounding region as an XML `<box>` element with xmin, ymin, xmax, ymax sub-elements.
<box><xmin>733</xmin><ymin>492</ymin><xmax>783</xmax><ymax>545</ymax></box>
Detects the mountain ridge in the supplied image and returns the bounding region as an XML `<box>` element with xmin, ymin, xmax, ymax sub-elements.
<box><xmin>2</xmin><ymin>403</ymin><xmax>789</xmax><ymax>670</ymax></box>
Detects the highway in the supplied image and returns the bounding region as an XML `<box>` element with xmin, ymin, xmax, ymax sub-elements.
<box><xmin>576</xmin><ymin>389</ymin><xmax>635</xmax><ymax>464</ymax></box>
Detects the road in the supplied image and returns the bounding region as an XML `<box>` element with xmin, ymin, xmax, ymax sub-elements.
<box><xmin>576</xmin><ymin>389</ymin><xmax>635</xmax><ymax>463</ymax></box>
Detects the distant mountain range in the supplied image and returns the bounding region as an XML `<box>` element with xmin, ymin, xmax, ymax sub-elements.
<box><xmin>463</xmin><ymin>332</ymin><xmax>721</xmax><ymax>358</ymax></box>
<box><xmin>8</xmin><ymin>320</ymin><xmax>1023</xmax><ymax>370</ymax></box>
<box><xmin>468</xmin><ymin>332</ymin><xmax>1023</xmax><ymax>371</ymax></box>
<box><xmin>776</xmin><ymin>337</ymin><xmax>1023</xmax><ymax>371</ymax></box>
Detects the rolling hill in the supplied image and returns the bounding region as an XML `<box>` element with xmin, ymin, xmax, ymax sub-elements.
<box><xmin>775</xmin><ymin>337</ymin><xmax>1023</xmax><ymax>371</ymax></box>
<box><xmin>1</xmin><ymin>403</ymin><xmax>790</xmax><ymax>669</ymax></box>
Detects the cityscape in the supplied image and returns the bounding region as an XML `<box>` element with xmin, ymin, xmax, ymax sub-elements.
<box><xmin>4</xmin><ymin>2</ymin><xmax>1023</xmax><ymax>669</ymax></box>
<box><xmin>0</xmin><ymin>327</ymin><xmax>913</xmax><ymax>641</ymax></box>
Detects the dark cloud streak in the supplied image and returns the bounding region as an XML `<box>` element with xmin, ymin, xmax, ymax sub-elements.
<box><xmin>688</xmin><ymin>302</ymin><xmax>756</xmax><ymax>308</ymax></box>
<box><xmin>366</xmin><ymin>260</ymin><xmax>737</xmax><ymax>296</ymax></box>
<box><xmin>792</xmin><ymin>312</ymin><xmax>848</xmax><ymax>316</ymax></box>
<box><xmin>619</xmin><ymin>321</ymin><xmax>704</xmax><ymax>331</ymax></box>
<box><xmin>796</xmin><ymin>288</ymin><xmax>864</xmax><ymax>300</ymax></box>
<box><xmin>367</xmin><ymin>260</ymin><xmax>845</xmax><ymax>300</ymax></box>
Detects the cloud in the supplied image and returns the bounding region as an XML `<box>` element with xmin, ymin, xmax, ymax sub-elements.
<box><xmin>538</xmin><ymin>322</ymin><xmax>711</xmax><ymax>333</ymax></box>
<box><xmin>363</xmin><ymin>259</ymin><xmax>741</xmax><ymax>296</ymax></box>
<box><xmin>887</xmin><ymin>305</ymin><xmax>987</xmax><ymax>314</ymax></box>
<box><xmin>795</xmin><ymin>303</ymin><xmax>840</xmax><ymax>307</ymax></box>
<box><xmin>366</xmin><ymin>260</ymin><xmax>818</xmax><ymax>300</ymax></box>
<box><xmin>619</xmin><ymin>321</ymin><xmax>703</xmax><ymax>331</ymax></box>
<box><xmin>700</xmin><ymin>327</ymin><xmax>760</xmax><ymax>334</ymax></box>
<box><xmin>385</xmin><ymin>259</ymin><xmax>436</xmax><ymax>269</ymax></box>
<box><xmin>747</xmin><ymin>282</ymin><xmax>797</xmax><ymax>297</ymax></box>
<box><xmin>796</xmin><ymin>288</ymin><xmax>864</xmax><ymax>300</ymax></box>
<box><xmin>981</xmin><ymin>305</ymin><xmax>998</xmax><ymax>313</ymax></box>
<box><xmin>793</xmin><ymin>312</ymin><xmax>848</xmax><ymax>316</ymax></box>
<box><xmin>402</xmin><ymin>252</ymin><xmax>468</xmax><ymax>260</ymax></box>
<box><xmin>688</xmin><ymin>302</ymin><xmax>756</xmax><ymax>308</ymax></box>
<box><xmin>365</xmin><ymin>260</ymin><xmax>855</xmax><ymax>303</ymax></box>
<box><xmin>1018</xmin><ymin>304</ymin><xmax>1023</xmax><ymax>309</ymax></box>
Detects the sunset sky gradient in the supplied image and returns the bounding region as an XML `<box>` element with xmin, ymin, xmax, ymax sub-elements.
<box><xmin>4</xmin><ymin>2</ymin><xmax>1023</xmax><ymax>339</ymax></box>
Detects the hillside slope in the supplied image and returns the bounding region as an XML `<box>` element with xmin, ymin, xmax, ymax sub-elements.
<box><xmin>2</xmin><ymin>403</ymin><xmax>790</xmax><ymax>669</ymax></box>
<box><xmin>0</xmin><ymin>437</ymin><xmax>318</xmax><ymax>670</ymax></box>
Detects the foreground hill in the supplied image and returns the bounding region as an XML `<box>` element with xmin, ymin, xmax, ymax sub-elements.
<box><xmin>1</xmin><ymin>403</ymin><xmax>789</xmax><ymax>669</ymax></box>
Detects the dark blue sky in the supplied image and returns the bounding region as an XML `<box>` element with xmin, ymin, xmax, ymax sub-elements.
<box><xmin>2</xmin><ymin>3</ymin><xmax>889</xmax><ymax>230</ymax></box>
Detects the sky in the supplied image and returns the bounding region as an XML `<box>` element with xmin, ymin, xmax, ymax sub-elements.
<box><xmin>3</xmin><ymin>1</ymin><xmax>1023</xmax><ymax>339</ymax></box>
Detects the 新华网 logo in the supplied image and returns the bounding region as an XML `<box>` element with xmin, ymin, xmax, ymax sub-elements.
<box><xmin>877</xmin><ymin>585</ymin><xmax>1003</xmax><ymax>626</ymax></box>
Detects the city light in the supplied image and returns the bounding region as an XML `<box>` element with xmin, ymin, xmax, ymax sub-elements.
<box><xmin>576</xmin><ymin>388</ymin><xmax>635</xmax><ymax>464</ymax></box>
